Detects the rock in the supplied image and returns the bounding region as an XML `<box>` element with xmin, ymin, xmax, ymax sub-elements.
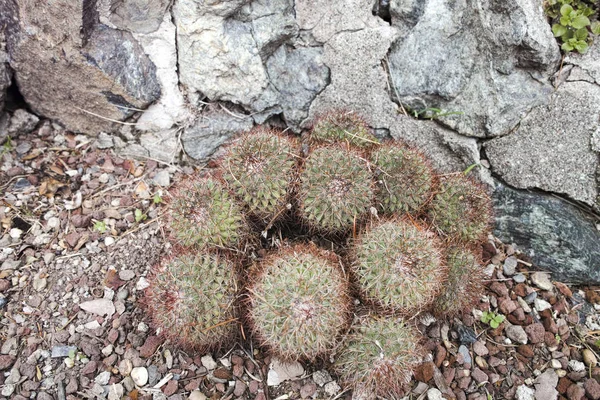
<box><xmin>79</xmin><ymin>298</ymin><xmax>116</xmax><ymax>317</ymax></box>
<box><xmin>583</xmin><ymin>349</ymin><xmax>597</xmax><ymax>367</ymax></box>
<box><xmin>267</xmin><ymin>358</ymin><xmax>304</xmax><ymax>386</ymax></box>
<box><xmin>387</xmin><ymin>0</ymin><xmax>559</xmax><ymax>138</ymax></box>
<box><xmin>1</xmin><ymin>1</ymin><xmax>160</xmax><ymax>134</ymax></box>
<box><xmin>201</xmin><ymin>355</ymin><xmax>217</xmax><ymax>371</ymax></box>
<box><xmin>516</xmin><ymin>385</ymin><xmax>535</xmax><ymax>400</ymax></box>
<box><xmin>0</xmin><ymin>355</ymin><xmax>15</xmax><ymax>370</ymax></box>
<box><xmin>531</xmin><ymin>272</ymin><xmax>554</xmax><ymax>291</ymax></box>
<box><xmin>0</xmin><ymin>30</ymin><xmax>10</xmax><ymax>112</ymax></box>
<box><xmin>107</xmin><ymin>383</ymin><xmax>124</xmax><ymax>400</ymax></box>
<box><xmin>182</xmin><ymin>109</ymin><xmax>253</xmax><ymax>160</ymax></box>
<box><xmin>525</xmin><ymin>323</ymin><xmax>545</xmax><ymax>344</ymax></box>
<box><xmin>8</xmin><ymin>109</ymin><xmax>39</xmax><ymax>136</ymax></box>
<box><xmin>97</xmin><ymin>132</ymin><xmax>114</xmax><ymax>149</ymax></box>
<box><xmin>503</xmin><ymin>256</ymin><xmax>518</xmax><ymax>276</ymax></box>
<box><xmin>118</xmin><ymin>359</ymin><xmax>133</xmax><ymax>377</ymax></box>
<box><xmin>324</xmin><ymin>381</ymin><xmax>341</xmax><ymax>396</ymax></box>
<box><xmin>51</xmin><ymin>346</ymin><xmax>77</xmax><ymax>358</ymax></box>
<box><xmin>104</xmin><ymin>0</ymin><xmax>170</xmax><ymax>34</ymax></box>
<box><xmin>486</xmin><ymin>81</ymin><xmax>599</xmax><ymax>206</ymax></box>
<box><xmin>188</xmin><ymin>391</ymin><xmax>207</xmax><ymax>400</ymax></box>
<box><xmin>567</xmin><ymin>384</ymin><xmax>586</xmax><ymax>400</ymax></box>
<box><xmin>131</xmin><ymin>366</ymin><xmax>149</xmax><ymax>387</ymax></box>
<box><xmin>152</xmin><ymin>170</ymin><xmax>170</xmax><ymax>187</ymax></box>
<box><xmin>458</xmin><ymin>345</ymin><xmax>471</xmax><ymax>365</ymax></box>
<box><xmin>585</xmin><ymin>378</ymin><xmax>600</xmax><ymax>400</ymax></box>
<box><xmin>534</xmin><ymin>298</ymin><xmax>552</xmax><ymax>312</ymax></box>
<box><xmin>263</xmin><ymin>45</ymin><xmax>329</xmax><ymax>128</ymax></box>
<box><xmin>95</xmin><ymin>371</ymin><xmax>111</xmax><ymax>386</ymax></box>
<box><xmin>493</xmin><ymin>183</ymin><xmax>600</xmax><ymax>284</ymax></box>
<box><xmin>139</xmin><ymin>335</ymin><xmax>164</xmax><ymax>358</ymax></box>
<box><xmin>119</xmin><ymin>270</ymin><xmax>136</xmax><ymax>281</ymax></box>
<box><xmin>427</xmin><ymin>388</ymin><xmax>444</xmax><ymax>400</ymax></box>
<box><xmin>534</xmin><ymin>369</ymin><xmax>558</xmax><ymax>400</ymax></box>
<box><xmin>312</xmin><ymin>370</ymin><xmax>332</xmax><ymax>387</ymax></box>
<box><xmin>506</xmin><ymin>325</ymin><xmax>528</xmax><ymax>345</ymax></box>
<box><xmin>569</xmin><ymin>360</ymin><xmax>586</xmax><ymax>373</ymax></box>
<box><xmin>136</xmin><ymin>277</ymin><xmax>150</xmax><ymax>290</ymax></box>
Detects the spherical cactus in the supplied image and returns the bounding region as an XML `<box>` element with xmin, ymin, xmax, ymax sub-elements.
<box><xmin>334</xmin><ymin>316</ymin><xmax>424</xmax><ymax>399</ymax></box>
<box><xmin>246</xmin><ymin>243</ymin><xmax>352</xmax><ymax>361</ymax></box>
<box><xmin>145</xmin><ymin>251</ymin><xmax>239</xmax><ymax>351</ymax></box>
<box><xmin>167</xmin><ymin>174</ymin><xmax>248</xmax><ymax>250</ymax></box>
<box><xmin>372</xmin><ymin>142</ymin><xmax>436</xmax><ymax>215</ymax></box>
<box><xmin>432</xmin><ymin>245</ymin><xmax>485</xmax><ymax>317</ymax></box>
<box><xmin>298</xmin><ymin>145</ymin><xmax>375</xmax><ymax>233</ymax></box>
<box><xmin>221</xmin><ymin>128</ymin><xmax>299</xmax><ymax>223</ymax></box>
<box><xmin>427</xmin><ymin>174</ymin><xmax>493</xmax><ymax>243</ymax></box>
<box><xmin>310</xmin><ymin>111</ymin><xmax>379</xmax><ymax>149</ymax></box>
<box><xmin>351</xmin><ymin>219</ymin><xmax>446</xmax><ymax>315</ymax></box>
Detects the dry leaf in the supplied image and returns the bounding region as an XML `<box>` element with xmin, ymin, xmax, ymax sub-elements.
<box><xmin>39</xmin><ymin>178</ymin><xmax>66</xmax><ymax>197</ymax></box>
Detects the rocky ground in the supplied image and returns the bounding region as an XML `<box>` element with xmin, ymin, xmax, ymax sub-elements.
<box><xmin>1</xmin><ymin>112</ymin><xmax>600</xmax><ymax>400</ymax></box>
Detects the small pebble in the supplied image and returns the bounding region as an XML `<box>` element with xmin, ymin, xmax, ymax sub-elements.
<box><xmin>503</xmin><ymin>256</ymin><xmax>518</xmax><ymax>276</ymax></box>
<box><xmin>119</xmin><ymin>270</ymin><xmax>136</xmax><ymax>281</ymax></box>
<box><xmin>583</xmin><ymin>349</ymin><xmax>597</xmax><ymax>367</ymax></box>
<box><xmin>427</xmin><ymin>388</ymin><xmax>444</xmax><ymax>400</ymax></box>
<box><xmin>569</xmin><ymin>360</ymin><xmax>586</xmax><ymax>373</ymax></box>
<box><xmin>131</xmin><ymin>367</ymin><xmax>149</xmax><ymax>386</ymax></box>
<box><xmin>513</xmin><ymin>273</ymin><xmax>526</xmax><ymax>283</ymax></box>
<box><xmin>531</xmin><ymin>272</ymin><xmax>553</xmax><ymax>291</ymax></box>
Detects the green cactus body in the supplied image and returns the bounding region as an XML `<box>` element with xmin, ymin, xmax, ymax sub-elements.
<box><xmin>352</xmin><ymin>219</ymin><xmax>446</xmax><ymax>315</ymax></box>
<box><xmin>247</xmin><ymin>244</ymin><xmax>351</xmax><ymax>361</ymax></box>
<box><xmin>145</xmin><ymin>251</ymin><xmax>239</xmax><ymax>351</ymax></box>
<box><xmin>334</xmin><ymin>316</ymin><xmax>424</xmax><ymax>398</ymax></box>
<box><xmin>298</xmin><ymin>145</ymin><xmax>374</xmax><ymax>232</ymax></box>
<box><xmin>432</xmin><ymin>245</ymin><xmax>484</xmax><ymax>317</ymax></box>
<box><xmin>311</xmin><ymin>111</ymin><xmax>379</xmax><ymax>149</ymax></box>
<box><xmin>427</xmin><ymin>174</ymin><xmax>493</xmax><ymax>243</ymax></box>
<box><xmin>168</xmin><ymin>175</ymin><xmax>247</xmax><ymax>250</ymax></box>
<box><xmin>222</xmin><ymin>129</ymin><xmax>298</xmax><ymax>222</ymax></box>
<box><xmin>372</xmin><ymin>142</ymin><xmax>435</xmax><ymax>215</ymax></box>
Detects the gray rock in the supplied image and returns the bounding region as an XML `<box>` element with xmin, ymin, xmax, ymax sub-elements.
<box><xmin>131</xmin><ymin>366</ymin><xmax>148</xmax><ymax>387</ymax></box>
<box><xmin>7</xmin><ymin>109</ymin><xmax>39</xmax><ymax>136</ymax></box>
<box><xmin>79</xmin><ymin>298</ymin><xmax>116</xmax><ymax>317</ymax></box>
<box><xmin>0</xmin><ymin>30</ymin><xmax>10</xmax><ymax>112</ymax></box>
<box><xmin>486</xmin><ymin>81</ymin><xmax>599</xmax><ymax>206</ymax></box>
<box><xmin>51</xmin><ymin>345</ymin><xmax>77</xmax><ymax>358</ymax></box>
<box><xmin>505</xmin><ymin>325</ymin><xmax>528</xmax><ymax>344</ymax></box>
<box><xmin>565</xmin><ymin>38</ymin><xmax>600</xmax><ymax>84</ymax></box>
<box><xmin>493</xmin><ymin>183</ymin><xmax>600</xmax><ymax>284</ymax></box>
<box><xmin>503</xmin><ymin>256</ymin><xmax>518</xmax><ymax>276</ymax></box>
<box><xmin>97</xmin><ymin>132</ymin><xmax>114</xmax><ymax>149</ymax></box>
<box><xmin>458</xmin><ymin>345</ymin><xmax>471</xmax><ymax>365</ymax></box>
<box><xmin>516</xmin><ymin>385</ymin><xmax>535</xmax><ymax>400</ymax></box>
<box><xmin>426</xmin><ymin>388</ymin><xmax>444</xmax><ymax>400</ymax></box>
<box><xmin>106</xmin><ymin>0</ymin><xmax>170</xmax><ymax>34</ymax></box>
<box><xmin>513</xmin><ymin>274</ymin><xmax>526</xmax><ymax>283</ymax></box>
<box><xmin>387</xmin><ymin>0</ymin><xmax>560</xmax><ymax>137</ymax></box>
<box><xmin>534</xmin><ymin>369</ymin><xmax>558</xmax><ymax>400</ymax></box>
<box><xmin>182</xmin><ymin>109</ymin><xmax>253</xmax><ymax>160</ymax></box>
<box><xmin>152</xmin><ymin>170</ymin><xmax>170</xmax><ymax>187</ymax></box>
<box><xmin>1</xmin><ymin>1</ymin><xmax>160</xmax><ymax>134</ymax></box>
<box><xmin>264</xmin><ymin>45</ymin><xmax>329</xmax><ymax>129</ymax></box>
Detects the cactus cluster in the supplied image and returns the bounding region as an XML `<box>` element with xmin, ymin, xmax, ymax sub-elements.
<box><xmin>145</xmin><ymin>111</ymin><xmax>494</xmax><ymax>398</ymax></box>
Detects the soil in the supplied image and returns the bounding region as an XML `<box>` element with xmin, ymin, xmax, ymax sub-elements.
<box><xmin>1</xmin><ymin>118</ymin><xmax>600</xmax><ymax>400</ymax></box>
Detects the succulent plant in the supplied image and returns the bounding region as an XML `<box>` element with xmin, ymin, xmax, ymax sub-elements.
<box><xmin>432</xmin><ymin>245</ymin><xmax>484</xmax><ymax>317</ymax></box>
<box><xmin>310</xmin><ymin>111</ymin><xmax>379</xmax><ymax>149</ymax></box>
<box><xmin>372</xmin><ymin>142</ymin><xmax>436</xmax><ymax>215</ymax></box>
<box><xmin>167</xmin><ymin>174</ymin><xmax>247</xmax><ymax>250</ymax></box>
<box><xmin>351</xmin><ymin>219</ymin><xmax>446</xmax><ymax>315</ymax></box>
<box><xmin>298</xmin><ymin>145</ymin><xmax>375</xmax><ymax>233</ymax></box>
<box><xmin>334</xmin><ymin>316</ymin><xmax>424</xmax><ymax>399</ymax></box>
<box><xmin>221</xmin><ymin>128</ymin><xmax>299</xmax><ymax>223</ymax></box>
<box><xmin>144</xmin><ymin>251</ymin><xmax>239</xmax><ymax>351</ymax></box>
<box><xmin>246</xmin><ymin>243</ymin><xmax>352</xmax><ymax>361</ymax></box>
<box><xmin>427</xmin><ymin>174</ymin><xmax>493</xmax><ymax>243</ymax></box>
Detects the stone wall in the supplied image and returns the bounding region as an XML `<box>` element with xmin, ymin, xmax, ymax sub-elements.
<box><xmin>0</xmin><ymin>0</ymin><xmax>599</xmax><ymax>281</ymax></box>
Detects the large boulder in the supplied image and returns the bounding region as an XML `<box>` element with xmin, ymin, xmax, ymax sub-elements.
<box><xmin>0</xmin><ymin>0</ymin><xmax>161</xmax><ymax>134</ymax></box>
<box><xmin>173</xmin><ymin>0</ymin><xmax>327</xmax><ymax>130</ymax></box>
<box><xmin>103</xmin><ymin>0</ymin><xmax>171</xmax><ymax>34</ymax></box>
<box><xmin>485</xmin><ymin>80</ymin><xmax>600</xmax><ymax>207</ymax></box>
<box><xmin>386</xmin><ymin>0</ymin><xmax>561</xmax><ymax>137</ymax></box>
<box><xmin>494</xmin><ymin>183</ymin><xmax>600</xmax><ymax>284</ymax></box>
<box><xmin>0</xmin><ymin>16</ymin><xmax>11</xmax><ymax>113</ymax></box>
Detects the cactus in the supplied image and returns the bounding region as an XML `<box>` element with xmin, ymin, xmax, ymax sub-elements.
<box><xmin>144</xmin><ymin>251</ymin><xmax>239</xmax><ymax>351</ymax></box>
<box><xmin>351</xmin><ymin>219</ymin><xmax>446</xmax><ymax>315</ymax></box>
<box><xmin>167</xmin><ymin>174</ymin><xmax>247</xmax><ymax>250</ymax></box>
<box><xmin>246</xmin><ymin>243</ymin><xmax>352</xmax><ymax>361</ymax></box>
<box><xmin>427</xmin><ymin>174</ymin><xmax>493</xmax><ymax>243</ymax></box>
<box><xmin>298</xmin><ymin>145</ymin><xmax>375</xmax><ymax>233</ymax></box>
<box><xmin>372</xmin><ymin>142</ymin><xmax>436</xmax><ymax>215</ymax></box>
<box><xmin>310</xmin><ymin>111</ymin><xmax>379</xmax><ymax>149</ymax></box>
<box><xmin>432</xmin><ymin>245</ymin><xmax>484</xmax><ymax>317</ymax></box>
<box><xmin>334</xmin><ymin>316</ymin><xmax>424</xmax><ymax>399</ymax></box>
<box><xmin>221</xmin><ymin>128</ymin><xmax>299</xmax><ymax>223</ymax></box>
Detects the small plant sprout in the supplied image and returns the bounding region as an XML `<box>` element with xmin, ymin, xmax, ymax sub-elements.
<box><xmin>546</xmin><ymin>0</ymin><xmax>597</xmax><ymax>53</ymax></box>
<box><xmin>153</xmin><ymin>192</ymin><xmax>163</xmax><ymax>204</ymax></box>
<box><xmin>481</xmin><ymin>311</ymin><xmax>505</xmax><ymax>329</ymax></box>
<box><xmin>134</xmin><ymin>209</ymin><xmax>147</xmax><ymax>223</ymax></box>
<box><xmin>93</xmin><ymin>220</ymin><xmax>107</xmax><ymax>233</ymax></box>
